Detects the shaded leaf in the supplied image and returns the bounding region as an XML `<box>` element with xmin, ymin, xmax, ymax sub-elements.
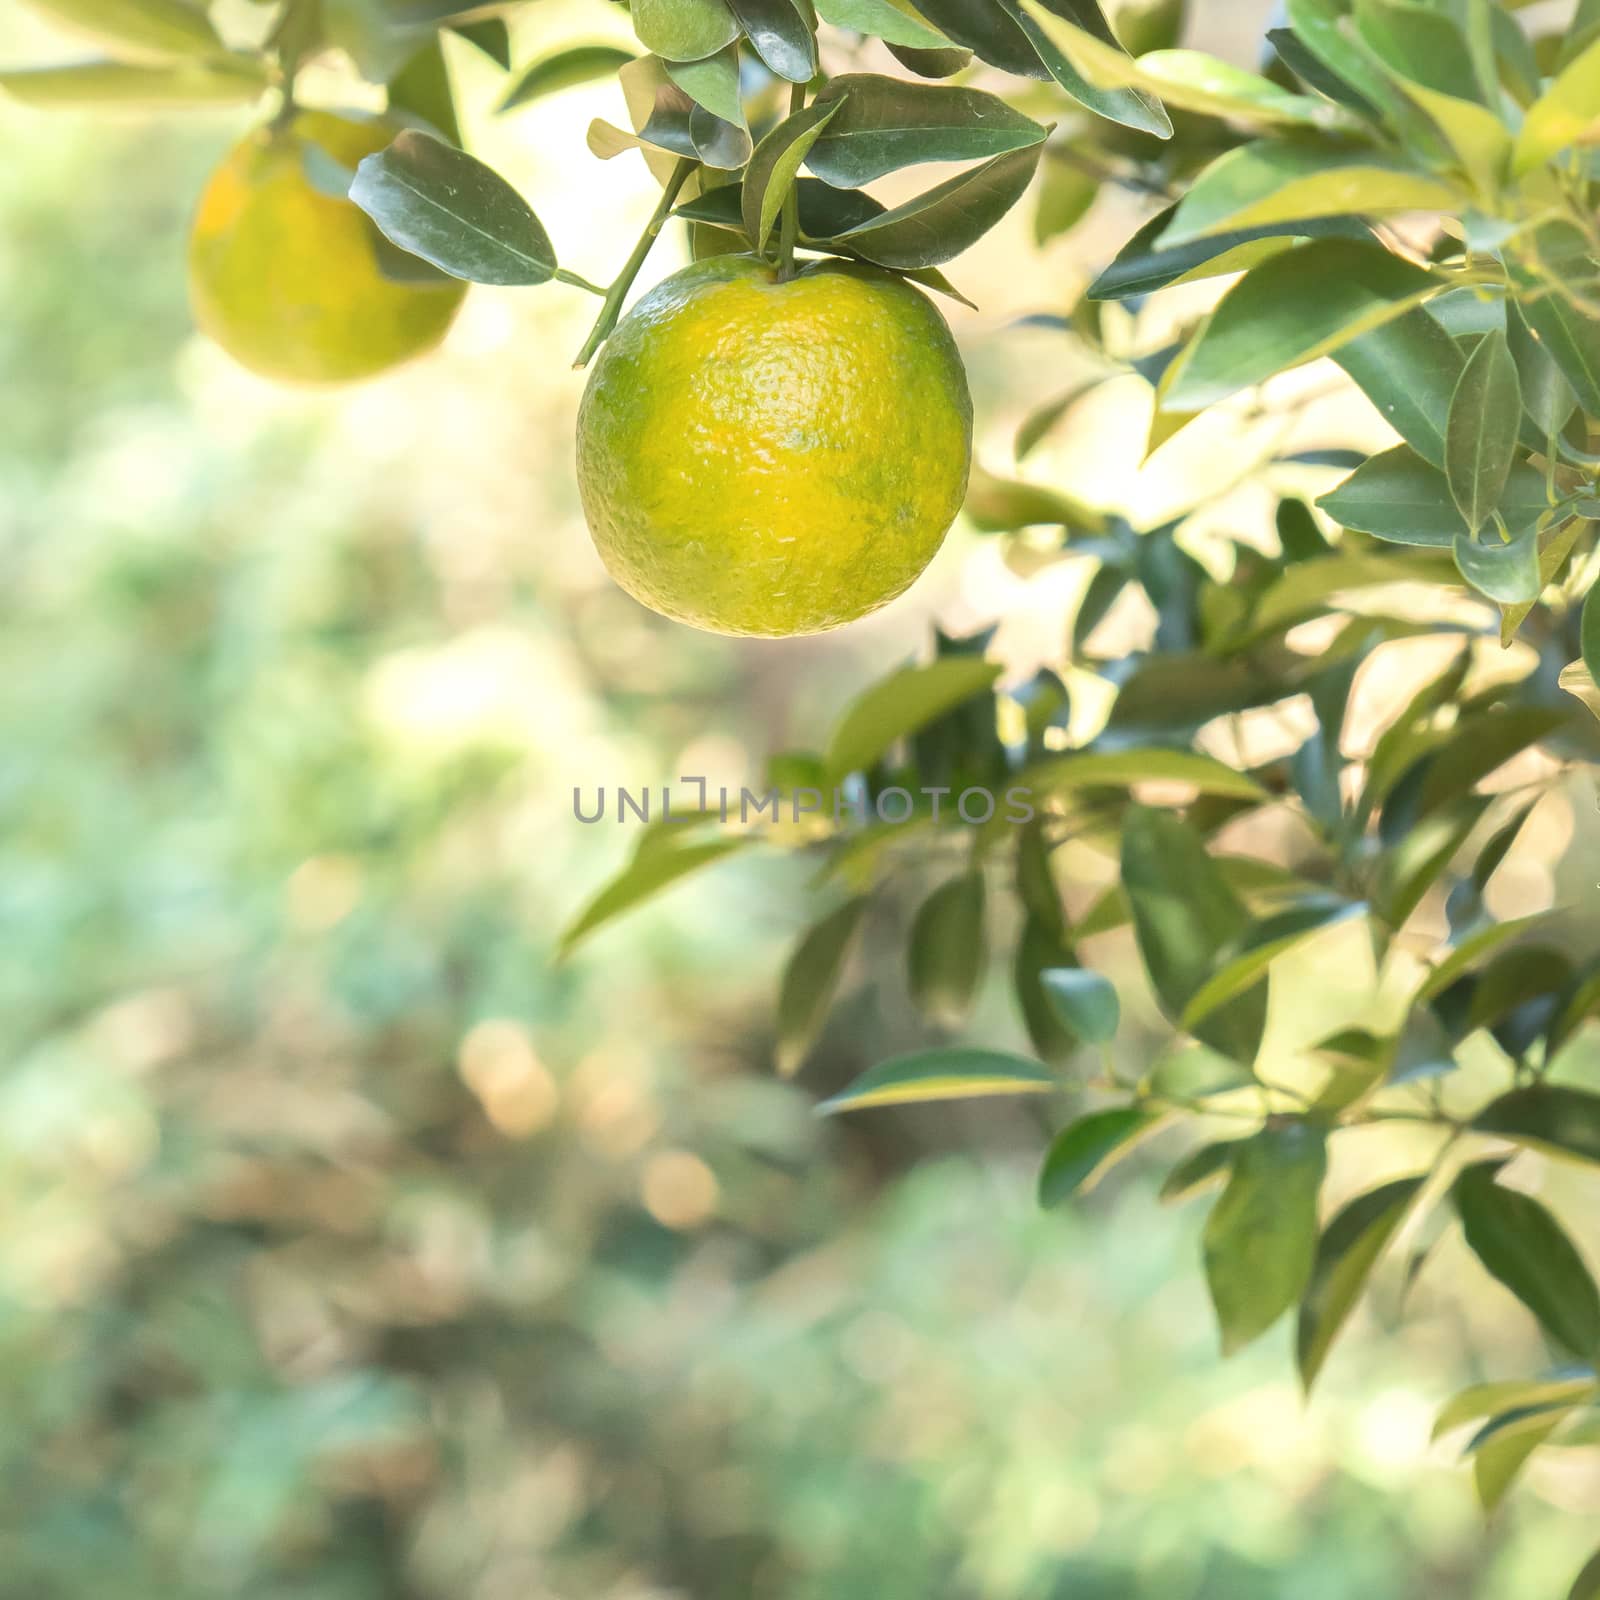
<box><xmin>1473</xmin><ymin>1086</ymin><xmax>1600</xmax><ymax>1167</ymax></box>
<box><xmin>908</xmin><ymin>872</ymin><xmax>987</xmax><ymax>1026</ymax></box>
<box><xmin>22</xmin><ymin>0</ymin><xmax>221</xmax><ymax>60</ymax></box>
<box><xmin>776</xmin><ymin>896</ymin><xmax>869</xmax><ymax>1076</ymax></box>
<box><xmin>1160</xmin><ymin>1140</ymin><xmax>1237</xmax><ymax>1204</ymax></box>
<box><xmin>822</xmin><ymin>142</ymin><xmax>1044</xmax><ymax>269</ymax></box>
<box><xmin>1455</xmin><ymin>1164</ymin><xmax>1600</xmax><ymax>1359</ymax></box>
<box><xmin>1038</xmin><ymin>1107</ymin><xmax>1162</xmax><ymax>1206</ymax></box>
<box><xmin>1040</xmin><ymin>967</ymin><xmax>1120</xmax><ymax>1044</ymax></box>
<box><xmin>1332</xmin><ymin>305</ymin><xmax>1463</xmax><ymax>468</ymax></box>
<box><xmin>500</xmin><ymin>44</ymin><xmax>635</xmax><ymax>111</ymax></box>
<box><xmin>557</xmin><ymin>837</ymin><xmax>749</xmax><ymax>956</ymax></box>
<box><xmin>1445</xmin><ymin>328</ymin><xmax>1521</xmax><ymax>535</ymax></box>
<box><xmin>825</xmin><ymin>656</ymin><xmax>1001</xmax><ymax>780</ymax></box>
<box><xmin>812</xmin><ymin>0</ymin><xmax>954</xmax><ymax>49</ymax></box>
<box><xmin>1204</xmin><ymin>1119</ymin><xmax>1328</xmax><ymax>1355</ymax></box>
<box><xmin>1297</xmin><ymin>1176</ymin><xmax>1424</xmax><ymax>1389</ymax></box>
<box><xmin>742</xmin><ymin>95</ymin><xmax>846</xmax><ymax>252</ymax></box>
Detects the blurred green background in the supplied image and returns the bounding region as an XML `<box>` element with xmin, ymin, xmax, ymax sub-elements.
<box><xmin>3</xmin><ymin>2</ymin><xmax>1598</xmax><ymax>1595</ymax></box>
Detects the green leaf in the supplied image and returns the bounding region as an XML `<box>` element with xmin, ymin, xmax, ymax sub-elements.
<box><xmin>817</xmin><ymin>1046</ymin><xmax>1053</xmax><ymax>1113</ymax></box>
<box><xmin>1015</xmin><ymin>915</ymin><xmax>1079</xmax><ymax>1064</ymax></box>
<box><xmin>1164</xmin><ymin>239</ymin><xmax>1438</xmax><ymax>412</ymax></box>
<box><xmin>1453</xmin><ymin>527</ymin><xmax>1541</xmax><ymax>604</ymax></box>
<box><xmin>1472</xmin><ymin>1407</ymin><xmax>1568</xmax><ymax>1511</ymax></box>
<box><xmin>1434</xmin><ymin>1376</ymin><xmax>1600</xmax><ymax>1441</ymax></box>
<box><xmin>633</xmin><ymin>0</ymin><xmax>740</xmax><ymax>60</ymax></box>
<box><xmin>1509</xmin><ymin>223</ymin><xmax>1600</xmax><ymax>414</ymax></box>
<box><xmin>557</xmin><ymin>836</ymin><xmax>748</xmax><ymax>957</ymax></box>
<box><xmin>1585</xmin><ymin>582</ymin><xmax>1600</xmax><ymax>707</ymax></box>
<box><xmin>1473</xmin><ymin>1086</ymin><xmax>1600</xmax><ymax>1166</ymax></box>
<box><xmin>1445</xmin><ymin>328</ymin><xmax>1522</xmax><ymax>536</ymax></box>
<box><xmin>21</xmin><ymin>0</ymin><xmax>222</xmax><ymax>59</ymax></box>
<box><xmin>1017</xmin><ymin>748</ymin><xmax>1268</xmax><ymax>803</ymax></box>
<box><xmin>825</xmin><ymin>656</ymin><xmax>1001</xmax><ymax>780</ymax></box>
<box><xmin>1038</xmin><ymin>1107</ymin><xmax>1162</xmax><ymax>1206</ymax></box>
<box><xmin>1569</xmin><ymin>1547</ymin><xmax>1600</xmax><ymax>1600</ymax></box>
<box><xmin>1204</xmin><ymin>1119</ymin><xmax>1328</xmax><ymax>1356</ymax></box>
<box><xmin>1332</xmin><ymin>306</ymin><xmax>1463</xmax><ymax>469</ymax></box>
<box><xmin>1121</xmin><ymin>806</ymin><xmax>1266</xmax><ymax>1065</ymax></box>
<box><xmin>1455</xmin><ymin>1164</ymin><xmax>1600</xmax><ymax>1359</ymax></box>
<box><xmin>679</xmin><ymin>175</ymin><xmax>885</xmax><ymax>239</ymax></box>
<box><xmin>805</xmin><ymin>75</ymin><xmax>1047</xmax><ymax>187</ymax></box>
<box><xmin>812</xmin><ymin>0</ymin><xmax>955</xmax><ymax>50</ymax></box>
<box><xmin>776</xmin><ymin>896</ymin><xmax>869</xmax><ymax>1076</ymax></box>
<box><xmin>1159</xmin><ymin>142</ymin><xmax>1456</xmax><ymax>247</ymax></box>
<box><xmin>1285</xmin><ymin>0</ymin><xmax>1406</xmax><ymax>116</ymax></box>
<box><xmin>742</xmin><ymin>96</ymin><xmax>845</xmax><ymax>252</ymax></box>
<box><xmin>1297</xmin><ymin>1176</ymin><xmax>1424</xmax><ymax>1389</ymax></box>
<box><xmin>1417</xmin><ymin>912</ymin><xmax>1558</xmax><ymax>1001</ymax></box>
<box><xmin>451</xmin><ymin>18</ymin><xmax>511</xmax><ymax>68</ymax></box>
<box><xmin>1089</xmin><ymin>204</ymin><xmax>1366</xmax><ymax>300</ymax></box>
<box><xmin>1033</xmin><ymin>153</ymin><xmax>1098</xmax><ymax>244</ymax></box>
<box><xmin>387</xmin><ymin>35</ymin><xmax>459</xmax><ymax>144</ymax></box>
<box><xmin>965</xmin><ymin>463</ymin><xmax>1104</xmax><ymax>532</ymax></box>
<box><xmin>0</xmin><ymin>56</ymin><xmax>265</xmax><ymax>104</ymax></box>
<box><xmin>1416</xmin><ymin>705</ymin><xmax>1569</xmax><ymax>816</ymax></box>
<box><xmin>1354</xmin><ymin>0</ymin><xmax>1481</xmax><ymax>102</ymax></box>
<box><xmin>1040</xmin><ymin>967</ymin><xmax>1120</xmax><ymax>1044</ymax></box>
<box><xmin>992</xmin><ymin>0</ymin><xmax>1171</xmax><ymax>139</ymax></box>
<box><xmin>726</xmin><ymin>0</ymin><xmax>817</xmax><ymax>80</ymax></box>
<box><xmin>822</xmin><ymin>142</ymin><xmax>1044</xmax><ymax>269</ymax></box>
<box><xmin>350</xmin><ymin>131</ymin><xmax>557</xmax><ymax>286</ymax></box>
<box><xmin>1181</xmin><ymin>898</ymin><xmax>1367</xmax><ymax>1032</ymax></box>
<box><xmin>1015</xmin><ymin>0</ymin><xmax>1327</xmax><ymax>126</ymax></box>
<box><xmin>499</xmin><ymin>44</ymin><xmax>635</xmax><ymax>112</ymax></box>
<box><xmin>908</xmin><ymin>872</ymin><xmax>987</xmax><ymax>1026</ymax></box>
<box><xmin>1317</xmin><ymin>445</ymin><xmax>1553</xmax><ymax>546</ymax></box>
<box><xmin>1515</xmin><ymin>32</ymin><xmax>1600</xmax><ymax>173</ymax></box>
<box><xmin>1507</xmin><ymin>300</ymin><xmax>1579</xmax><ymax>440</ymax></box>
<box><xmin>665</xmin><ymin>44</ymin><xmax>745</xmax><ymax>127</ymax></box>
<box><xmin>1160</xmin><ymin>1140</ymin><xmax>1237</xmax><ymax>1204</ymax></box>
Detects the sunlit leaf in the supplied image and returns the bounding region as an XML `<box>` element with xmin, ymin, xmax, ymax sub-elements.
<box><xmin>825</xmin><ymin>656</ymin><xmax>1002</xmax><ymax>780</ymax></box>
<box><xmin>818</xmin><ymin>1047</ymin><xmax>1053</xmax><ymax>1113</ymax></box>
<box><xmin>1038</xmin><ymin>1107</ymin><xmax>1162</xmax><ymax>1206</ymax></box>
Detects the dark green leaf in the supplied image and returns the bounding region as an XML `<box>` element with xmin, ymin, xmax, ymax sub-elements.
<box><xmin>1473</xmin><ymin>1086</ymin><xmax>1600</xmax><ymax>1166</ymax></box>
<box><xmin>806</xmin><ymin>75</ymin><xmax>1046</xmax><ymax>187</ymax></box>
<box><xmin>1015</xmin><ymin>917</ymin><xmax>1080</xmax><ymax>1064</ymax></box>
<box><xmin>1453</xmin><ymin>527</ymin><xmax>1540</xmax><ymax>604</ymax></box>
<box><xmin>727</xmin><ymin>0</ymin><xmax>817</xmax><ymax>80</ymax></box>
<box><xmin>349</xmin><ymin>130</ymin><xmax>557</xmax><ymax>285</ymax></box>
<box><xmin>1121</xmin><ymin>805</ymin><xmax>1266</xmax><ymax>1065</ymax></box>
<box><xmin>1510</xmin><ymin>223</ymin><xmax>1600</xmax><ymax>414</ymax></box>
<box><xmin>451</xmin><ymin>17</ymin><xmax>512</xmax><ymax>68</ymax></box>
<box><xmin>1569</xmin><ymin>1547</ymin><xmax>1600</xmax><ymax>1600</ymax></box>
<box><xmin>1204</xmin><ymin>1119</ymin><xmax>1328</xmax><ymax>1355</ymax></box>
<box><xmin>908</xmin><ymin>872</ymin><xmax>987</xmax><ymax>1026</ymax></box>
<box><xmin>742</xmin><ymin>96</ymin><xmax>846</xmax><ymax>251</ymax></box>
<box><xmin>1040</xmin><ymin>967</ymin><xmax>1120</xmax><ymax>1044</ymax></box>
<box><xmin>500</xmin><ymin>45</ymin><xmax>636</xmax><ymax>111</ymax></box>
<box><xmin>822</xmin><ymin>142</ymin><xmax>1045</xmax><ymax>269</ymax></box>
<box><xmin>1355</xmin><ymin>0</ymin><xmax>1481</xmax><ymax>102</ymax></box>
<box><xmin>997</xmin><ymin>0</ymin><xmax>1172</xmax><ymax>138</ymax></box>
<box><xmin>1317</xmin><ymin>445</ymin><xmax>1553</xmax><ymax>546</ymax></box>
<box><xmin>817</xmin><ymin>1046</ymin><xmax>1053</xmax><ymax>1113</ymax></box>
<box><xmin>1445</xmin><ymin>328</ymin><xmax>1522</xmax><ymax>535</ymax></box>
<box><xmin>1165</xmin><ymin>239</ymin><xmax>1437</xmax><ymax>412</ymax></box>
<box><xmin>888</xmin><ymin>40</ymin><xmax>974</xmax><ymax>76</ymax></box>
<box><xmin>1038</xmin><ymin>1107</ymin><xmax>1162</xmax><ymax>1206</ymax></box>
<box><xmin>1506</xmin><ymin>300</ymin><xmax>1579</xmax><ymax>440</ymax></box>
<box><xmin>1089</xmin><ymin>204</ymin><xmax>1367</xmax><ymax>300</ymax></box>
<box><xmin>1332</xmin><ymin>306</ymin><xmax>1464</xmax><ymax>469</ymax></box>
<box><xmin>1455</xmin><ymin>1163</ymin><xmax>1600</xmax><ymax>1358</ymax></box>
<box><xmin>1297</xmin><ymin>1176</ymin><xmax>1424</xmax><ymax>1388</ymax></box>
<box><xmin>776</xmin><ymin>897</ymin><xmax>869</xmax><ymax>1076</ymax></box>
<box><xmin>387</xmin><ymin>35</ymin><xmax>459</xmax><ymax>144</ymax></box>
<box><xmin>1160</xmin><ymin>1140</ymin><xmax>1237</xmax><ymax>1204</ymax></box>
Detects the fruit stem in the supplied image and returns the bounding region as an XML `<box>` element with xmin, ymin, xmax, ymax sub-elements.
<box><xmin>266</xmin><ymin>0</ymin><xmax>320</xmax><ymax>129</ymax></box>
<box><xmin>573</xmin><ymin>158</ymin><xmax>696</xmax><ymax>369</ymax></box>
<box><xmin>776</xmin><ymin>80</ymin><xmax>807</xmax><ymax>283</ymax></box>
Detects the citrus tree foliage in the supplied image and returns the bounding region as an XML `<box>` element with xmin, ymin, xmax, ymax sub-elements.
<box><xmin>10</xmin><ymin>0</ymin><xmax>1600</xmax><ymax>1586</ymax></box>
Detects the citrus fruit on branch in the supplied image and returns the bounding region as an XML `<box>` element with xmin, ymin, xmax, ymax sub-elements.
<box><xmin>188</xmin><ymin>111</ymin><xmax>466</xmax><ymax>385</ymax></box>
<box><xmin>576</xmin><ymin>254</ymin><xmax>973</xmax><ymax>638</ymax></box>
